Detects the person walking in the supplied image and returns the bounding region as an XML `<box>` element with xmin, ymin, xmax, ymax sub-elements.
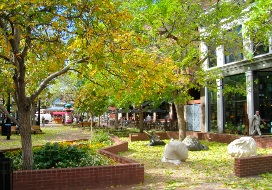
<box><xmin>42</xmin><ymin>116</ymin><xmax>45</xmax><ymax>127</ymax></box>
<box><xmin>251</xmin><ymin>110</ymin><xmax>266</xmax><ymax>137</ymax></box>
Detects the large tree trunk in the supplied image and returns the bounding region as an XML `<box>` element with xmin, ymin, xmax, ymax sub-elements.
<box><xmin>175</xmin><ymin>103</ymin><xmax>186</xmax><ymax>141</ymax></box>
<box><xmin>18</xmin><ymin>106</ymin><xmax>34</xmax><ymax>170</ymax></box>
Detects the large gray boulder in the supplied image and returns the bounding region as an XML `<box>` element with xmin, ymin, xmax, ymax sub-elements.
<box><xmin>182</xmin><ymin>135</ymin><xmax>209</xmax><ymax>151</ymax></box>
<box><xmin>161</xmin><ymin>139</ymin><xmax>188</xmax><ymax>165</ymax></box>
<box><xmin>144</xmin><ymin>130</ymin><xmax>165</xmax><ymax>146</ymax></box>
<box><xmin>228</xmin><ymin>137</ymin><xmax>257</xmax><ymax>157</ymax></box>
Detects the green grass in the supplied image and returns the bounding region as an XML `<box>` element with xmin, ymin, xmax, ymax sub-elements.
<box><xmin>0</xmin><ymin>126</ymin><xmax>91</xmax><ymax>150</ymax></box>
<box><xmin>119</xmin><ymin>139</ymin><xmax>272</xmax><ymax>190</ymax></box>
<box><xmin>2</xmin><ymin>127</ymin><xmax>272</xmax><ymax>189</ymax></box>
<box><xmin>0</xmin><ymin>126</ymin><xmax>138</xmax><ymax>150</ymax></box>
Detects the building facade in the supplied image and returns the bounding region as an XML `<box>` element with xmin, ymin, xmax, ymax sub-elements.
<box><xmin>202</xmin><ymin>26</ymin><xmax>272</xmax><ymax>135</ymax></box>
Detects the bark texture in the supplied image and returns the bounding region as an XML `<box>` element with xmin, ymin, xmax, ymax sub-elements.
<box><xmin>175</xmin><ymin>103</ymin><xmax>186</xmax><ymax>141</ymax></box>
<box><xmin>17</xmin><ymin>99</ymin><xmax>34</xmax><ymax>169</ymax></box>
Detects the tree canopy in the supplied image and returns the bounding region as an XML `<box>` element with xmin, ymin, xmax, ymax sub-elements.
<box><xmin>0</xmin><ymin>0</ymin><xmax>270</xmax><ymax>170</ymax></box>
<box><xmin>0</xmin><ymin>0</ymin><xmax>157</xmax><ymax>169</ymax></box>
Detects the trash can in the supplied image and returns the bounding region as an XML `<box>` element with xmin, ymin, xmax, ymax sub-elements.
<box><xmin>0</xmin><ymin>152</ymin><xmax>13</xmax><ymax>190</ymax></box>
<box><xmin>1</xmin><ymin>124</ymin><xmax>11</xmax><ymax>140</ymax></box>
<box><xmin>1</xmin><ymin>124</ymin><xmax>11</xmax><ymax>136</ymax></box>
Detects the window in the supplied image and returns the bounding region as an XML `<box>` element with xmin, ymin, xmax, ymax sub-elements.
<box><xmin>208</xmin><ymin>89</ymin><xmax>217</xmax><ymax>131</ymax></box>
<box><xmin>223</xmin><ymin>74</ymin><xmax>246</xmax><ymax>127</ymax></box>
<box><xmin>253</xmin><ymin>41</ymin><xmax>269</xmax><ymax>56</ymax></box>
<box><xmin>208</xmin><ymin>46</ymin><xmax>217</xmax><ymax>68</ymax></box>
<box><xmin>224</xmin><ymin>25</ymin><xmax>244</xmax><ymax>64</ymax></box>
<box><xmin>255</xmin><ymin>72</ymin><xmax>272</xmax><ymax>124</ymax></box>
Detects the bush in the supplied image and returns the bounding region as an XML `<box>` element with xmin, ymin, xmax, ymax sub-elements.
<box><xmin>91</xmin><ymin>130</ymin><xmax>112</xmax><ymax>146</ymax></box>
<box><xmin>5</xmin><ymin>132</ymin><xmax>115</xmax><ymax>170</ymax></box>
<box><xmin>32</xmin><ymin>142</ymin><xmax>113</xmax><ymax>169</ymax></box>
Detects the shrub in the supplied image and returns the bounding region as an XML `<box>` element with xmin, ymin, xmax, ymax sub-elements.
<box><xmin>5</xmin><ymin>134</ymin><xmax>115</xmax><ymax>170</ymax></box>
<box><xmin>32</xmin><ymin>142</ymin><xmax>110</xmax><ymax>169</ymax></box>
<box><xmin>91</xmin><ymin>130</ymin><xmax>112</xmax><ymax>146</ymax></box>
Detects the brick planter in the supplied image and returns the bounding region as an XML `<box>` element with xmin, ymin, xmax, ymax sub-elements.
<box><xmin>234</xmin><ymin>155</ymin><xmax>272</xmax><ymax>177</ymax></box>
<box><xmin>12</xmin><ymin>138</ymin><xmax>144</xmax><ymax>190</ymax></box>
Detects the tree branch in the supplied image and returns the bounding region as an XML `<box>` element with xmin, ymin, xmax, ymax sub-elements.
<box><xmin>21</xmin><ymin>25</ymin><xmax>32</xmax><ymax>59</ymax></box>
<box><xmin>0</xmin><ymin>104</ymin><xmax>18</xmax><ymax>125</ymax></box>
<box><xmin>30</xmin><ymin>65</ymin><xmax>71</xmax><ymax>101</ymax></box>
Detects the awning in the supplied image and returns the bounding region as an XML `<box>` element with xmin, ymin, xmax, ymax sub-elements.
<box><xmin>44</xmin><ymin>106</ymin><xmax>64</xmax><ymax>111</ymax></box>
<box><xmin>65</xmin><ymin>104</ymin><xmax>72</xmax><ymax>108</ymax></box>
<box><xmin>53</xmin><ymin>112</ymin><xmax>65</xmax><ymax>115</ymax></box>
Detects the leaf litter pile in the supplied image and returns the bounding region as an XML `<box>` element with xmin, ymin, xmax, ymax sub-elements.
<box><xmin>119</xmin><ymin>139</ymin><xmax>272</xmax><ymax>190</ymax></box>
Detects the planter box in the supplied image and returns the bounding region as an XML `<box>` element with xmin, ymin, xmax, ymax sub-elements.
<box><xmin>12</xmin><ymin>138</ymin><xmax>144</xmax><ymax>190</ymax></box>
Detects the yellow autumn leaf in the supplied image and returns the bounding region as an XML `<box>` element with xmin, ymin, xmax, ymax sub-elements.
<box><xmin>0</xmin><ymin>4</ymin><xmax>5</xmax><ymax>9</ymax></box>
<box><xmin>52</xmin><ymin>21</ymin><xmax>58</xmax><ymax>28</ymax></box>
<box><xmin>59</xmin><ymin>16</ymin><xmax>66</xmax><ymax>21</ymax></box>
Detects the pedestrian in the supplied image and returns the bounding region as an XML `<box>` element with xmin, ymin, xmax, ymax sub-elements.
<box><xmin>42</xmin><ymin>116</ymin><xmax>45</xmax><ymax>127</ymax></box>
<box><xmin>251</xmin><ymin>110</ymin><xmax>266</xmax><ymax>137</ymax></box>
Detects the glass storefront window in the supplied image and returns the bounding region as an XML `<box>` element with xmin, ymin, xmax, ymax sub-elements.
<box><xmin>208</xmin><ymin>89</ymin><xmax>217</xmax><ymax>132</ymax></box>
<box><xmin>223</xmin><ymin>74</ymin><xmax>246</xmax><ymax>129</ymax></box>
<box><xmin>255</xmin><ymin>72</ymin><xmax>272</xmax><ymax>134</ymax></box>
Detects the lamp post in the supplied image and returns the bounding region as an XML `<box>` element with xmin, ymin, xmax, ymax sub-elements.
<box><xmin>4</xmin><ymin>93</ymin><xmax>11</xmax><ymax>140</ymax></box>
<box><xmin>38</xmin><ymin>99</ymin><xmax>41</xmax><ymax>124</ymax></box>
<box><xmin>6</xmin><ymin>93</ymin><xmax>10</xmax><ymax>124</ymax></box>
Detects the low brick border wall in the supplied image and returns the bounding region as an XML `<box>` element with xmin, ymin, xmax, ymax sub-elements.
<box><xmin>234</xmin><ymin>155</ymin><xmax>272</xmax><ymax>177</ymax></box>
<box><xmin>129</xmin><ymin>131</ymin><xmax>272</xmax><ymax>148</ymax></box>
<box><xmin>12</xmin><ymin>138</ymin><xmax>144</xmax><ymax>190</ymax></box>
<box><xmin>129</xmin><ymin>131</ymin><xmax>272</xmax><ymax>177</ymax></box>
<box><xmin>129</xmin><ymin>131</ymin><xmax>240</xmax><ymax>143</ymax></box>
<box><xmin>129</xmin><ymin>131</ymin><xmax>179</xmax><ymax>141</ymax></box>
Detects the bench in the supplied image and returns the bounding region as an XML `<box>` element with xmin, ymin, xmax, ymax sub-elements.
<box><xmin>78</xmin><ymin>122</ymin><xmax>96</xmax><ymax>128</ymax></box>
<box><xmin>11</xmin><ymin>126</ymin><xmax>20</xmax><ymax>134</ymax></box>
<box><xmin>0</xmin><ymin>125</ymin><xmax>19</xmax><ymax>134</ymax></box>
<box><xmin>78</xmin><ymin>122</ymin><xmax>91</xmax><ymax>128</ymax></box>
<box><xmin>0</xmin><ymin>125</ymin><xmax>43</xmax><ymax>135</ymax></box>
<box><xmin>31</xmin><ymin>125</ymin><xmax>43</xmax><ymax>134</ymax></box>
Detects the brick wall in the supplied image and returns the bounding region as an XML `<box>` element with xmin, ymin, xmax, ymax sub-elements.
<box><xmin>12</xmin><ymin>138</ymin><xmax>144</xmax><ymax>190</ymax></box>
<box><xmin>129</xmin><ymin>131</ymin><xmax>179</xmax><ymax>141</ymax></box>
<box><xmin>129</xmin><ymin>131</ymin><xmax>240</xmax><ymax>143</ymax></box>
<box><xmin>130</xmin><ymin>131</ymin><xmax>272</xmax><ymax>148</ymax></box>
<box><xmin>234</xmin><ymin>155</ymin><xmax>272</xmax><ymax>177</ymax></box>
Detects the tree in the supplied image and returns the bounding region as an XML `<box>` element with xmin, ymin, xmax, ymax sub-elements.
<box><xmin>243</xmin><ymin>0</ymin><xmax>272</xmax><ymax>45</ymax></box>
<box><xmin>74</xmin><ymin>49</ymin><xmax>175</xmax><ymax>132</ymax></box>
<box><xmin>125</xmin><ymin>0</ymin><xmax>249</xmax><ymax>140</ymax></box>
<box><xmin>0</xmin><ymin>0</ymin><xmax>144</xmax><ymax>170</ymax></box>
<box><xmin>74</xmin><ymin>81</ymin><xmax>110</xmax><ymax>120</ymax></box>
